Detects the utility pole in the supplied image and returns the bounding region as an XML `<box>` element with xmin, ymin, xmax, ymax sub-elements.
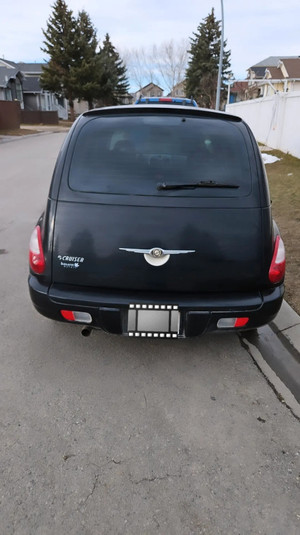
<box><xmin>215</xmin><ymin>0</ymin><xmax>224</xmax><ymax>110</ymax></box>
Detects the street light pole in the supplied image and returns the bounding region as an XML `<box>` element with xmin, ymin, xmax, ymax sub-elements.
<box><xmin>215</xmin><ymin>0</ymin><xmax>224</xmax><ymax>110</ymax></box>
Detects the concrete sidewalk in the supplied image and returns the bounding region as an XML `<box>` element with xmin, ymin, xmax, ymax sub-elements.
<box><xmin>272</xmin><ymin>300</ymin><xmax>300</xmax><ymax>355</ymax></box>
<box><xmin>242</xmin><ymin>300</ymin><xmax>300</xmax><ymax>417</ymax></box>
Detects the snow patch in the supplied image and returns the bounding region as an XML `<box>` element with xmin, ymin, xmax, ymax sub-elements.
<box><xmin>261</xmin><ymin>153</ymin><xmax>281</xmax><ymax>164</ymax></box>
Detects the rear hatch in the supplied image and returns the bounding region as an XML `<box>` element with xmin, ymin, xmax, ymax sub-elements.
<box><xmin>52</xmin><ymin>108</ymin><xmax>271</xmax><ymax>294</ymax></box>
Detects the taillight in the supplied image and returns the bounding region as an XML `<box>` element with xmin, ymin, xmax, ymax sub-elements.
<box><xmin>29</xmin><ymin>226</ymin><xmax>45</xmax><ymax>274</ymax></box>
<box><xmin>61</xmin><ymin>310</ymin><xmax>76</xmax><ymax>321</ymax></box>
<box><xmin>269</xmin><ymin>236</ymin><xmax>285</xmax><ymax>284</ymax></box>
<box><xmin>61</xmin><ymin>310</ymin><xmax>92</xmax><ymax>323</ymax></box>
<box><xmin>217</xmin><ymin>317</ymin><xmax>249</xmax><ymax>328</ymax></box>
<box><xmin>234</xmin><ymin>317</ymin><xmax>249</xmax><ymax>327</ymax></box>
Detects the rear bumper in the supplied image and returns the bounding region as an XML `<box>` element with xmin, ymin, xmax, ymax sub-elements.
<box><xmin>28</xmin><ymin>276</ymin><xmax>284</xmax><ymax>337</ymax></box>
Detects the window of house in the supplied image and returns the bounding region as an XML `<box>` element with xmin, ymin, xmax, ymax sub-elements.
<box><xmin>16</xmin><ymin>79</ymin><xmax>23</xmax><ymax>102</ymax></box>
<box><xmin>5</xmin><ymin>87</ymin><xmax>12</xmax><ymax>101</ymax></box>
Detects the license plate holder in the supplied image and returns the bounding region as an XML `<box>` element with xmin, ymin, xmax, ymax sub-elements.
<box><xmin>127</xmin><ymin>304</ymin><xmax>180</xmax><ymax>338</ymax></box>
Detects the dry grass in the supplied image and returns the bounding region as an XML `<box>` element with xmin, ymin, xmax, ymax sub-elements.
<box><xmin>59</xmin><ymin>120</ymin><xmax>74</xmax><ymax>127</ymax></box>
<box><xmin>0</xmin><ymin>128</ymin><xmax>40</xmax><ymax>136</ymax></box>
<box><xmin>0</xmin><ymin>120</ymin><xmax>73</xmax><ymax>137</ymax></box>
<box><xmin>264</xmin><ymin>150</ymin><xmax>300</xmax><ymax>314</ymax></box>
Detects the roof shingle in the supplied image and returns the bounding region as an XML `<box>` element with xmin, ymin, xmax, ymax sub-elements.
<box><xmin>22</xmin><ymin>76</ymin><xmax>42</xmax><ymax>93</ymax></box>
<box><xmin>282</xmin><ymin>58</ymin><xmax>300</xmax><ymax>78</ymax></box>
<box><xmin>0</xmin><ymin>66</ymin><xmax>21</xmax><ymax>87</ymax></box>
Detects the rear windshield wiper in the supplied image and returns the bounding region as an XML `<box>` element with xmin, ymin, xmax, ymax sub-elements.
<box><xmin>157</xmin><ymin>180</ymin><xmax>239</xmax><ymax>190</ymax></box>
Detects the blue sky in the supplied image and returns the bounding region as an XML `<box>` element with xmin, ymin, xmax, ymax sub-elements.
<box><xmin>1</xmin><ymin>0</ymin><xmax>299</xmax><ymax>90</ymax></box>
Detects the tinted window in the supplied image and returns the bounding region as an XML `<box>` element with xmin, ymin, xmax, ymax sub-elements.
<box><xmin>68</xmin><ymin>115</ymin><xmax>252</xmax><ymax>197</ymax></box>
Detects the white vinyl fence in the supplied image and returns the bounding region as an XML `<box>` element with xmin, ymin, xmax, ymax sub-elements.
<box><xmin>226</xmin><ymin>91</ymin><xmax>300</xmax><ymax>159</ymax></box>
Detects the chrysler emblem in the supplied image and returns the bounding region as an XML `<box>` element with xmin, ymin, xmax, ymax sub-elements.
<box><xmin>119</xmin><ymin>246</ymin><xmax>195</xmax><ymax>267</ymax></box>
<box><xmin>150</xmin><ymin>248</ymin><xmax>163</xmax><ymax>258</ymax></box>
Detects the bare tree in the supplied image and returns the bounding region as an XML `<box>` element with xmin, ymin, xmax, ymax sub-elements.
<box><xmin>123</xmin><ymin>46</ymin><xmax>157</xmax><ymax>90</ymax></box>
<box><xmin>151</xmin><ymin>39</ymin><xmax>189</xmax><ymax>94</ymax></box>
<box><xmin>124</xmin><ymin>38</ymin><xmax>189</xmax><ymax>93</ymax></box>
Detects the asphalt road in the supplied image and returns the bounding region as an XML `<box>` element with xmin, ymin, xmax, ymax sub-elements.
<box><xmin>0</xmin><ymin>133</ymin><xmax>299</xmax><ymax>535</ymax></box>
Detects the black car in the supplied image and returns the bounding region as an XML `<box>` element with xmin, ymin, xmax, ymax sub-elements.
<box><xmin>28</xmin><ymin>104</ymin><xmax>285</xmax><ymax>338</ymax></box>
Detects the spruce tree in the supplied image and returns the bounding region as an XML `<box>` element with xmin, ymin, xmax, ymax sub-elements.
<box><xmin>71</xmin><ymin>10</ymin><xmax>98</xmax><ymax>109</ymax></box>
<box><xmin>41</xmin><ymin>4</ymin><xmax>129</xmax><ymax>114</ymax></box>
<box><xmin>185</xmin><ymin>8</ymin><xmax>231</xmax><ymax>109</ymax></box>
<box><xmin>41</xmin><ymin>0</ymin><xmax>78</xmax><ymax>120</ymax></box>
<box><xmin>96</xmin><ymin>34</ymin><xmax>130</xmax><ymax>106</ymax></box>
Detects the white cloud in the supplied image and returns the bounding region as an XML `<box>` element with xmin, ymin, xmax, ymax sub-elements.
<box><xmin>0</xmin><ymin>0</ymin><xmax>299</xmax><ymax>82</ymax></box>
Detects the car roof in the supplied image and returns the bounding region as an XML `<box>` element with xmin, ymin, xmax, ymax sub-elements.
<box><xmin>82</xmin><ymin>104</ymin><xmax>243</xmax><ymax>123</ymax></box>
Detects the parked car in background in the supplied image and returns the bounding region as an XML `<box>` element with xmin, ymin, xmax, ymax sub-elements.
<box><xmin>29</xmin><ymin>104</ymin><xmax>285</xmax><ymax>338</ymax></box>
<box><xmin>135</xmin><ymin>96</ymin><xmax>198</xmax><ymax>107</ymax></box>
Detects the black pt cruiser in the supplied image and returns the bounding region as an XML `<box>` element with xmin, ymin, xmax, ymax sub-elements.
<box><xmin>28</xmin><ymin>103</ymin><xmax>285</xmax><ymax>338</ymax></box>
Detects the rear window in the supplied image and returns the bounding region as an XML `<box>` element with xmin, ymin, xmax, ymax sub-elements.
<box><xmin>68</xmin><ymin>115</ymin><xmax>252</xmax><ymax>197</ymax></box>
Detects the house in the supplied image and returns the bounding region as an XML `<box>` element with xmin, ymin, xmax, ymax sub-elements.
<box><xmin>0</xmin><ymin>59</ymin><xmax>24</xmax><ymax>107</ymax></box>
<box><xmin>263</xmin><ymin>58</ymin><xmax>300</xmax><ymax>96</ymax></box>
<box><xmin>229</xmin><ymin>81</ymin><xmax>248</xmax><ymax>103</ymax></box>
<box><xmin>0</xmin><ymin>59</ymin><xmax>68</xmax><ymax>119</ymax></box>
<box><xmin>246</xmin><ymin>56</ymin><xmax>300</xmax><ymax>98</ymax></box>
<box><xmin>121</xmin><ymin>93</ymin><xmax>134</xmax><ymax>105</ymax></box>
<box><xmin>135</xmin><ymin>83</ymin><xmax>164</xmax><ymax>100</ymax></box>
<box><xmin>73</xmin><ymin>99</ymin><xmax>90</xmax><ymax>116</ymax></box>
<box><xmin>168</xmin><ymin>80</ymin><xmax>186</xmax><ymax>98</ymax></box>
<box><xmin>19</xmin><ymin>62</ymin><xmax>68</xmax><ymax>119</ymax></box>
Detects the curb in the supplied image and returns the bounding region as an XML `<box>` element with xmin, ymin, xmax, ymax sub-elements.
<box><xmin>0</xmin><ymin>128</ymin><xmax>70</xmax><ymax>144</ymax></box>
<box><xmin>271</xmin><ymin>300</ymin><xmax>300</xmax><ymax>357</ymax></box>
<box><xmin>243</xmin><ymin>300</ymin><xmax>300</xmax><ymax>415</ymax></box>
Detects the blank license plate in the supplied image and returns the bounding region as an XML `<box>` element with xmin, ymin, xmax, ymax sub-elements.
<box><xmin>127</xmin><ymin>304</ymin><xmax>180</xmax><ymax>338</ymax></box>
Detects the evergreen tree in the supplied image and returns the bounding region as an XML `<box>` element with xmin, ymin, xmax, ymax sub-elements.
<box><xmin>71</xmin><ymin>10</ymin><xmax>99</xmax><ymax>109</ymax></box>
<box><xmin>95</xmin><ymin>34</ymin><xmax>130</xmax><ymax>106</ymax></box>
<box><xmin>185</xmin><ymin>8</ymin><xmax>231</xmax><ymax>109</ymax></box>
<box><xmin>41</xmin><ymin>3</ymin><xmax>129</xmax><ymax>115</ymax></box>
<box><xmin>40</xmin><ymin>0</ymin><xmax>78</xmax><ymax>120</ymax></box>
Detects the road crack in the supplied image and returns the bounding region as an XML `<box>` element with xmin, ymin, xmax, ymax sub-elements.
<box><xmin>132</xmin><ymin>473</ymin><xmax>181</xmax><ymax>485</ymax></box>
<box><xmin>280</xmin><ymin>323</ymin><xmax>300</xmax><ymax>332</ymax></box>
<box><xmin>81</xmin><ymin>473</ymin><xmax>100</xmax><ymax>506</ymax></box>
